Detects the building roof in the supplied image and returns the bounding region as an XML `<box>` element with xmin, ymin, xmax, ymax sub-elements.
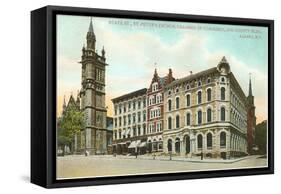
<box><xmin>165</xmin><ymin>67</ymin><xmax>218</xmax><ymax>88</ymax></box>
<box><xmin>111</xmin><ymin>88</ymin><xmax>147</xmax><ymax>103</ymax></box>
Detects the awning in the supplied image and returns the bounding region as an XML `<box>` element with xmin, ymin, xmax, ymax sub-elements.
<box><xmin>138</xmin><ymin>142</ymin><xmax>147</xmax><ymax>148</ymax></box>
<box><xmin>118</xmin><ymin>142</ymin><xmax>126</xmax><ymax>145</ymax></box>
<box><xmin>128</xmin><ymin>140</ymin><xmax>141</xmax><ymax>148</ymax></box>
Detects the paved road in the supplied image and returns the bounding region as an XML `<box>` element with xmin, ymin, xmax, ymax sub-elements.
<box><xmin>57</xmin><ymin>155</ymin><xmax>267</xmax><ymax>179</ymax></box>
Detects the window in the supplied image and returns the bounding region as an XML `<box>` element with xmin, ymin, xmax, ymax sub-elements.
<box><xmin>197</xmin><ymin>110</ymin><xmax>202</xmax><ymax>124</ymax></box>
<box><xmin>168</xmin><ymin>90</ymin><xmax>171</xmax><ymax>95</ymax></box>
<box><xmin>138</xmin><ymin>100</ymin><xmax>141</xmax><ymax>109</ymax></box>
<box><xmin>207</xmin><ymin>88</ymin><xmax>212</xmax><ymax>101</ymax></box>
<box><xmin>176</xmin><ymin>115</ymin><xmax>180</xmax><ymax>128</ymax></box>
<box><xmin>186</xmin><ymin>113</ymin><xmax>191</xmax><ymax>125</ymax></box>
<box><xmin>119</xmin><ymin>117</ymin><xmax>122</xmax><ymax>126</ymax></box>
<box><xmin>207</xmin><ymin>133</ymin><xmax>212</xmax><ymax>148</ymax></box>
<box><xmin>143</xmin><ymin>124</ymin><xmax>146</xmax><ymax>135</ymax></box>
<box><xmin>143</xmin><ymin>111</ymin><xmax>146</xmax><ymax>121</ymax></box>
<box><xmin>152</xmin><ymin>83</ymin><xmax>158</xmax><ymax>92</ymax></box>
<box><xmin>220</xmin><ymin>132</ymin><xmax>226</xmax><ymax>147</ymax></box>
<box><xmin>137</xmin><ymin>112</ymin><xmax>141</xmax><ymax>122</ymax></box>
<box><xmin>207</xmin><ymin>108</ymin><xmax>212</xmax><ymax>122</ymax></box>
<box><xmin>119</xmin><ymin>105</ymin><xmax>122</xmax><ymax>114</ymax></box>
<box><xmin>168</xmin><ymin>117</ymin><xmax>172</xmax><ymax>129</ymax></box>
<box><xmin>168</xmin><ymin>99</ymin><xmax>172</xmax><ymax>111</ymax></box>
<box><xmin>221</xmin><ymin>107</ymin><xmax>226</xmax><ymax>121</ymax></box>
<box><xmin>197</xmin><ymin>134</ymin><xmax>203</xmax><ymax>149</ymax></box>
<box><xmin>138</xmin><ymin>126</ymin><xmax>141</xmax><ymax>136</ymax></box>
<box><xmin>197</xmin><ymin>91</ymin><xmax>202</xmax><ymax>104</ymax></box>
<box><xmin>186</xmin><ymin>84</ymin><xmax>190</xmax><ymax>90</ymax></box>
<box><xmin>114</xmin><ymin>106</ymin><xmax>117</xmax><ymax>115</ymax></box>
<box><xmin>207</xmin><ymin>78</ymin><xmax>211</xmax><ymax>84</ymax></box>
<box><xmin>168</xmin><ymin>139</ymin><xmax>172</xmax><ymax>152</ymax></box>
<box><xmin>176</xmin><ymin>88</ymin><xmax>179</xmax><ymax>93</ymax></box>
<box><xmin>133</xmin><ymin>113</ymin><xmax>136</xmax><ymax>123</ymax></box>
<box><xmin>221</xmin><ymin>77</ymin><xmax>225</xmax><ymax>82</ymax></box>
<box><xmin>198</xmin><ymin>81</ymin><xmax>202</xmax><ymax>87</ymax></box>
<box><xmin>133</xmin><ymin>101</ymin><xmax>136</xmax><ymax>110</ymax></box>
<box><xmin>143</xmin><ymin>98</ymin><xmax>146</xmax><ymax>107</ymax></box>
<box><xmin>133</xmin><ymin>127</ymin><xmax>136</xmax><ymax>136</ymax></box>
<box><xmin>123</xmin><ymin>105</ymin><xmax>126</xmax><ymax>113</ymax></box>
<box><xmin>128</xmin><ymin>114</ymin><xmax>131</xmax><ymax>125</ymax></box>
<box><xmin>118</xmin><ymin>130</ymin><xmax>121</xmax><ymax>139</ymax></box>
<box><xmin>221</xmin><ymin>87</ymin><xmax>226</xmax><ymax>100</ymax></box>
<box><xmin>176</xmin><ymin>97</ymin><xmax>180</xmax><ymax>109</ymax></box>
<box><xmin>186</xmin><ymin>94</ymin><xmax>190</xmax><ymax>107</ymax></box>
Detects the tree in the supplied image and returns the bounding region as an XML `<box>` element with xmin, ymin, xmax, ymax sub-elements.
<box><xmin>255</xmin><ymin>120</ymin><xmax>267</xmax><ymax>155</ymax></box>
<box><xmin>58</xmin><ymin>109</ymin><xmax>84</xmax><ymax>155</ymax></box>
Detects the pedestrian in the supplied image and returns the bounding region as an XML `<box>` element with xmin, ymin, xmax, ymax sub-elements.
<box><xmin>201</xmin><ymin>151</ymin><xmax>203</xmax><ymax>160</ymax></box>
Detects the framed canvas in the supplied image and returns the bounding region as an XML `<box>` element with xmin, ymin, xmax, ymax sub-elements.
<box><xmin>31</xmin><ymin>5</ymin><xmax>274</xmax><ymax>188</ymax></box>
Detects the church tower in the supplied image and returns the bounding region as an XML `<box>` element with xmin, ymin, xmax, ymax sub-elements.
<box><xmin>80</xmin><ymin>18</ymin><xmax>108</xmax><ymax>155</ymax></box>
<box><xmin>247</xmin><ymin>75</ymin><xmax>256</xmax><ymax>154</ymax></box>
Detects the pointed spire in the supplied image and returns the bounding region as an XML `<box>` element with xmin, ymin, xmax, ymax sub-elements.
<box><xmin>102</xmin><ymin>46</ymin><xmax>105</xmax><ymax>57</ymax></box>
<box><xmin>88</xmin><ymin>17</ymin><xmax>94</xmax><ymax>33</ymax></box>
<box><xmin>220</xmin><ymin>56</ymin><xmax>228</xmax><ymax>64</ymax></box>
<box><xmin>249</xmin><ymin>73</ymin><xmax>253</xmax><ymax>96</ymax></box>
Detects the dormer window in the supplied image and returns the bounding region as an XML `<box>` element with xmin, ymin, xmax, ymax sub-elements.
<box><xmin>152</xmin><ymin>82</ymin><xmax>158</xmax><ymax>92</ymax></box>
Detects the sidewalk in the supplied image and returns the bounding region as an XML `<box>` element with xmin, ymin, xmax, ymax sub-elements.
<box><xmin>66</xmin><ymin>154</ymin><xmax>259</xmax><ymax>164</ymax></box>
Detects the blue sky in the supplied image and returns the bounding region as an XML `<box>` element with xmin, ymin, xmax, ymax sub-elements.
<box><xmin>57</xmin><ymin>15</ymin><xmax>268</xmax><ymax>122</ymax></box>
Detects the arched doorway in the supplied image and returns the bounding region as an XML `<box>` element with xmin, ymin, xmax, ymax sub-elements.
<box><xmin>167</xmin><ymin>139</ymin><xmax>172</xmax><ymax>152</ymax></box>
<box><xmin>185</xmin><ymin>135</ymin><xmax>190</xmax><ymax>154</ymax></box>
<box><xmin>175</xmin><ymin>137</ymin><xmax>180</xmax><ymax>153</ymax></box>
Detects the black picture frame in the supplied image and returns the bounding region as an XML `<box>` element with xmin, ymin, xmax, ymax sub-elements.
<box><xmin>31</xmin><ymin>5</ymin><xmax>274</xmax><ymax>188</ymax></box>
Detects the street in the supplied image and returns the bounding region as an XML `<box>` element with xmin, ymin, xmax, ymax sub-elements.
<box><xmin>57</xmin><ymin>155</ymin><xmax>267</xmax><ymax>179</ymax></box>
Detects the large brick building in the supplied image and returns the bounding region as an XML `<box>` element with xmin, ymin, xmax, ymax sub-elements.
<box><xmin>111</xmin><ymin>57</ymin><xmax>256</xmax><ymax>158</ymax></box>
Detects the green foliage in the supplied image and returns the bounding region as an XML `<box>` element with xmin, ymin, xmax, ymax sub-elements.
<box><xmin>255</xmin><ymin>120</ymin><xmax>267</xmax><ymax>154</ymax></box>
<box><xmin>57</xmin><ymin>109</ymin><xmax>85</xmax><ymax>152</ymax></box>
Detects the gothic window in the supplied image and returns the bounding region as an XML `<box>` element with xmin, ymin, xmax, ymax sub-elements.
<box><xmin>168</xmin><ymin>99</ymin><xmax>172</xmax><ymax>111</ymax></box>
<box><xmin>221</xmin><ymin>107</ymin><xmax>226</xmax><ymax>121</ymax></box>
<box><xmin>176</xmin><ymin>97</ymin><xmax>180</xmax><ymax>109</ymax></box>
<box><xmin>186</xmin><ymin>113</ymin><xmax>191</xmax><ymax>126</ymax></box>
<box><xmin>186</xmin><ymin>94</ymin><xmax>190</xmax><ymax>107</ymax></box>
<box><xmin>168</xmin><ymin>117</ymin><xmax>172</xmax><ymax>129</ymax></box>
<box><xmin>221</xmin><ymin>87</ymin><xmax>226</xmax><ymax>100</ymax></box>
<box><xmin>197</xmin><ymin>110</ymin><xmax>202</xmax><ymax>125</ymax></box>
<box><xmin>207</xmin><ymin>88</ymin><xmax>212</xmax><ymax>101</ymax></box>
<box><xmin>197</xmin><ymin>91</ymin><xmax>202</xmax><ymax>104</ymax></box>
<box><xmin>197</xmin><ymin>134</ymin><xmax>203</xmax><ymax>149</ymax></box>
<box><xmin>207</xmin><ymin>133</ymin><xmax>213</xmax><ymax>148</ymax></box>
<box><xmin>220</xmin><ymin>132</ymin><xmax>226</xmax><ymax>147</ymax></box>
<box><xmin>207</xmin><ymin>108</ymin><xmax>212</xmax><ymax>122</ymax></box>
<box><xmin>176</xmin><ymin>115</ymin><xmax>180</xmax><ymax>128</ymax></box>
